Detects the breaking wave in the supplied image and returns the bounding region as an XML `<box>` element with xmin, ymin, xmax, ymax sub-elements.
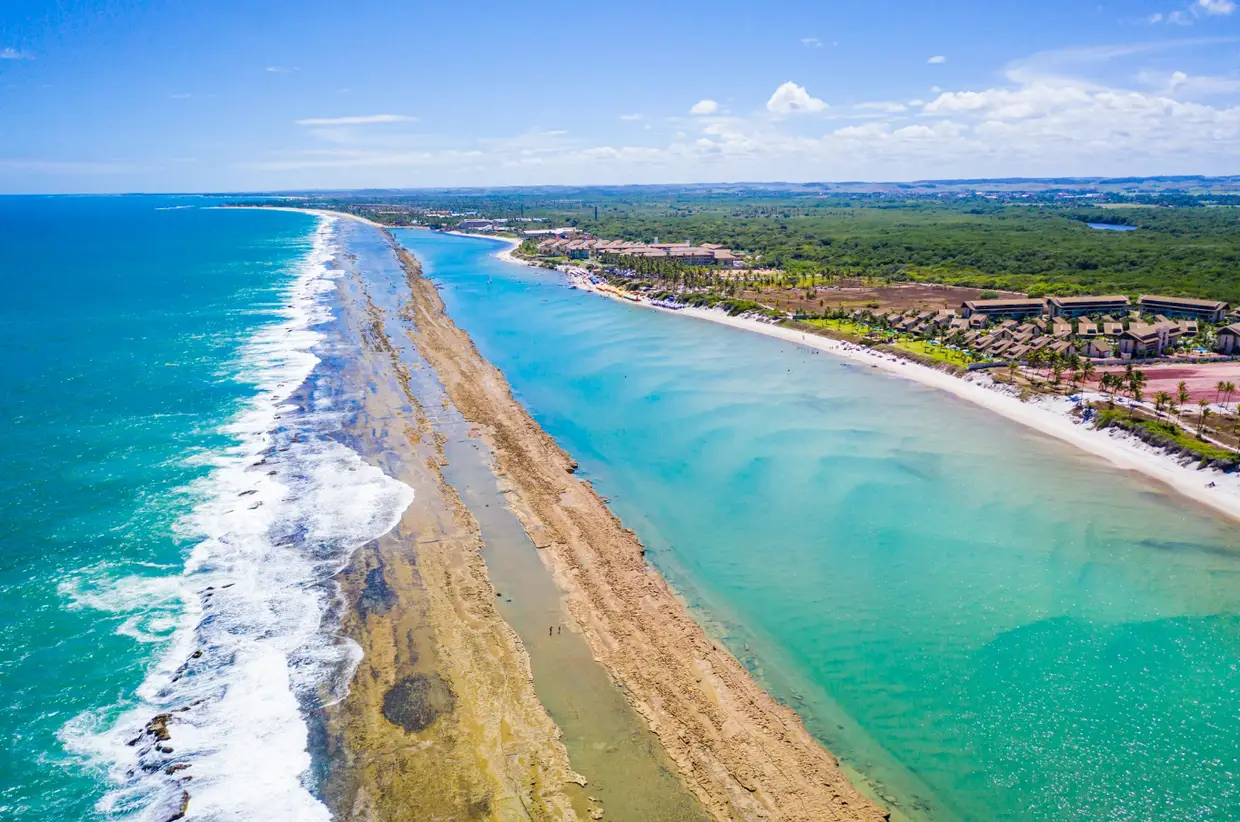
<box><xmin>60</xmin><ymin>217</ymin><xmax>413</xmax><ymax>820</ymax></box>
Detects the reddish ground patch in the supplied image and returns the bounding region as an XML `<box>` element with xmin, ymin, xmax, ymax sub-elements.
<box><xmin>1087</xmin><ymin>362</ymin><xmax>1240</xmax><ymax>403</ymax></box>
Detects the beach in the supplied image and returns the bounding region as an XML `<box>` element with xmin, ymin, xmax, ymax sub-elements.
<box><xmin>223</xmin><ymin>212</ymin><xmax>887</xmax><ymax>819</ymax></box>
<box><xmin>393</xmin><ymin>242</ymin><xmax>889</xmax><ymax>822</ymax></box>
<box><xmin>320</xmin><ymin>219</ymin><xmax>584</xmax><ymax>820</ymax></box>
<box><xmin>236</xmin><ymin>210</ymin><xmax>1240</xmax><ymax>822</ymax></box>
<box><xmin>542</xmin><ymin>270</ymin><xmax>1240</xmax><ymax>526</ymax></box>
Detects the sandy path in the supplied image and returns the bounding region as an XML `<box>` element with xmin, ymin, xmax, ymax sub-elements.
<box><xmin>396</xmin><ymin>245</ymin><xmax>889</xmax><ymax>822</ymax></box>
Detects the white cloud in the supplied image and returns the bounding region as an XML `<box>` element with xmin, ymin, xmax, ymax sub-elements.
<box><xmin>1</xmin><ymin>47</ymin><xmax>31</xmax><ymax>60</ymax></box>
<box><xmin>766</xmin><ymin>81</ymin><xmax>827</xmax><ymax>115</ymax></box>
<box><xmin>689</xmin><ymin>99</ymin><xmax>719</xmax><ymax>115</ymax></box>
<box><xmin>1141</xmin><ymin>68</ymin><xmax>1240</xmax><ymax>96</ymax></box>
<box><xmin>927</xmin><ymin>55</ymin><xmax>947</xmax><ymax>64</ymax></box>
<box><xmin>169</xmin><ymin>93</ymin><xmax>192</xmax><ymax>99</ymax></box>
<box><xmin>265</xmin><ymin>66</ymin><xmax>296</xmax><ymax>73</ymax></box>
<box><xmin>1198</xmin><ymin>0</ymin><xmax>1235</xmax><ymax>14</ymax></box>
<box><xmin>295</xmin><ymin>114</ymin><xmax>416</xmax><ymax>126</ymax></box>
<box><xmin>197</xmin><ymin>40</ymin><xmax>1240</xmax><ymax>189</ymax></box>
<box><xmin>800</xmin><ymin>37</ymin><xmax>823</xmax><ymax>47</ymax></box>
<box><xmin>618</xmin><ymin>113</ymin><xmax>643</xmax><ymax>121</ymax></box>
<box><xmin>856</xmin><ymin>101</ymin><xmax>908</xmax><ymax>113</ymax></box>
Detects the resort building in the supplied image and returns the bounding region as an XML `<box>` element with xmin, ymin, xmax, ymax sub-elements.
<box><xmin>1217</xmin><ymin>325</ymin><xmax>1240</xmax><ymax>355</ymax></box>
<box><xmin>1118</xmin><ymin>322</ymin><xmax>1182</xmax><ymax>358</ymax></box>
<box><xmin>1077</xmin><ymin>338</ymin><xmax>1112</xmax><ymax>359</ymax></box>
<box><xmin>1047</xmin><ymin>295</ymin><xmax>1130</xmax><ymax>317</ymax></box>
<box><xmin>959</xmin><ymin>298</ymin><xmax>1045</xmax><ymax>320</ymax></box>
<box><xmin>457</xmin><ymin>219</ymin><xmax>495</xmax><ymax>231</ymax></box>
<box><xmin>534</xmin><ymin>237</ymin><xmax>741</xmax><ymax>266</ymax></box>
<box><xmin>1137</xmin><ymin>295</ymin><xmax>1229</xmax><ymax>323</ymax></box>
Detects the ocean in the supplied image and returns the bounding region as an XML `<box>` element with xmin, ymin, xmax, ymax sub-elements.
<box><xmin>0</xmin><ymin>198</ymin><xmax>410</xmax><ymax>820</ymax></box>
<box><xmin>4</xmin><ymin>200</ymin><xmax>1238</xmax><ymax>822</ymax></box>
<box><xmin>395</xmin><ymin>229</ymin><xmax>1240</xmax><ymax>822</ymax></box>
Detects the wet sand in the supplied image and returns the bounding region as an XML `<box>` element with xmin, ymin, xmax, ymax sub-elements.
<box><xmin>321</xmin><ymin>229</ymin><xmax>581</xmax><ymax>821</ymax></box>
<box><xmin>322</xmin><ymin>221</ymin><xmax>712</xmax><ymax>822</ymax></box>
<box><xmin>393</xmin><ymin>242</ymin><xmax>890</xmax><ymax>822</ymax></box>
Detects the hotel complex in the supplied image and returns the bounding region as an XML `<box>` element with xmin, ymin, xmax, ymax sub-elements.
<box><xmin>536</xmin><ymin>237</ymin><xmax>741</xmax><ymax>266</ymax></box>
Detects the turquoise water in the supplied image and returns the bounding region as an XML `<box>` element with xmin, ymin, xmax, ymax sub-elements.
<box><xmin>397</xmin><ymin>229</ymin><xmax>1240</xmax><ymax>822</ymax></box>
<box><xmin>0</xmin><ymin>199</ymin><xmax>410</xmax><ymax>820</ymax></box>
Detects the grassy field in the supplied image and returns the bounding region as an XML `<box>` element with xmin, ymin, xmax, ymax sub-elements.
<box><xmin>889</xmin><ymin>339</ymin><xmax>976</xmax><ymax>368</ymax></box>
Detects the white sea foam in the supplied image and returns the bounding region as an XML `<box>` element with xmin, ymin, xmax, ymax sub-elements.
<box><xmin>60</xmin><ymin>217</ymin><xmax>414</xmax><ymax>820</ymax></box>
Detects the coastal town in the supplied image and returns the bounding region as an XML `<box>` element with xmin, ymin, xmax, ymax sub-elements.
<box><xmin>523</xmin><ymin>232</ymin><xmax>1240</xmax><ymax>364</ymax></box>
<box><xmin>512</xmin><ymin>227</ymin><xmax>1240</xmax><ymax>469</ymax></box>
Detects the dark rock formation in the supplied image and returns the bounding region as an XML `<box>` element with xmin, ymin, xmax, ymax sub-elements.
<box><xmin>381</xmin><ymin>673</ymin><xmax>455</xmax><ymax>733</ymax></box>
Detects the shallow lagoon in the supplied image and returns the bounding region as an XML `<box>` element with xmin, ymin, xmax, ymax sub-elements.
<box><xmin>397</xmin><ymin>229</ymin><xmax>1240</xmax><ymax>822</ymax></box>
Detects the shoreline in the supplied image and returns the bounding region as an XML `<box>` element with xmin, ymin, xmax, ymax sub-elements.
<box><xmin>681</xmin><ymin>308</ymin><xmax>1240</xmax><ymax>524</ymax></box>
<box><xmin>322</xmin><ymin>219</ymin><xmax>583</xmax><ymax>820</ymax></box>
<box><xmin>394</xmin><ymin>243</ymin><xmax>890</xmax><ymax>822</ymax></box>
<box><xmin>543</xmin><ymin>269</ymin><xmax>1240</xmax><ymax>526</ymax></box>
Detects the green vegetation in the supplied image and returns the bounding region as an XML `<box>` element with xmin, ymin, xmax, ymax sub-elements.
<box><xmin>579</xmin><ymin>203</ymin><xmax>1240</xmax><ymax>301</ymax></box>
<box><xmin>889</xmin><ymin>339</ymin><xmax>974</xmax><ymax>370</ymax></box>
<box><xmin>252</xmin><ymin>184</ymin><xmax>1240</xmax><ymax>303</ymax></box>
<box><xmin>799</xmin><ymin>318</ymin><xmax>873</xmax><ymax>341</ymax></box>
<box><xmin>1094</xmin><ymin>408</ymin><xmax>1238</xmax><ymax>466</ymax></box>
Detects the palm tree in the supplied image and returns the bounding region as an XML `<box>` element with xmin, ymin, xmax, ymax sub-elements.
<box><xmin>1217</xmin><ymin>380</ymin><xmax>1229</xmax><ymax>405</ymax></box>
<box><xmin>1154</xmin><ymin>391</ymin><xmax>1171</xmax><ymax>418</ymax></box>
<box><xmin>1130</xmin><ymin>385</ymin><xmax>1144</xmax><ymax>415</ymax></box>
<box><xmin>1081</xmin><ymin>361</ymin><xmax>1096</xmax><ymax>389</ymax></box>
<box><xmin>1100</xmin><ymin>373</ymin><xmax>1119</xmax><ymax>407</ymax></box>
<box><xmin>1223</xmin><ymin>381</ymin><xmax>1237</xmax><ymax>409</ymax></box>
<box><xmin>1177</xmin><ymin>381</ymin><xmax>1191</xmax><ymax>418</ymax></box>
<box><xmin>1198</xmin><ymin>399</ymin><xmax>1212</xmax><ymax>438</ymax></box>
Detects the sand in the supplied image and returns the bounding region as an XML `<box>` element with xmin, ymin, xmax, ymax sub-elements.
<box><xmin>670</xmin><ymin>307</ymin><xmax>1240</xmax><ymax>525</ymax></box>
<box><xmin>396</xmin><ymin>245</ymin><xmax>889</xmax><ymax>822</ymax></box>
<box><xmin>323</xmin><ymin>228</ymin><xmax>584</xmax><ymax>821</ymax></box>
<box><xmin>542</xmin><ymin>263</ymin><xmax>1240</xmax><ymax>526</ymax></box>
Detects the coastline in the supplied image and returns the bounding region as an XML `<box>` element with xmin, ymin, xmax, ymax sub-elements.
<box><xmin>542</xmin><ymin>268</ymin><xmax>1240</xmax><ymax>526</ymax></box>
<box><xmin>211</xmin><ymin>205</ymin><xmax>389</xmax><ymax>228</ymax></box>
<box><xmin>322</xmin><ymin>219</ymin><xmax>584</xmax><ymax>820</ymax></box>
<box><xmin>394</xmin><ymin>243</ymin><xmax>890</xmax><ymax>822</ymax></box>
<box><xmin>679</xmin><ymin>308</ymin><xmax>1240</xmax><ymax>524</ymax></box>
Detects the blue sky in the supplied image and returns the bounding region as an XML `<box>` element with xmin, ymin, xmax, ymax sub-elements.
<box><xmin>2</xmin><ymin>0</ymin><xmax>1240</xmax><ymax>192</ymax></box>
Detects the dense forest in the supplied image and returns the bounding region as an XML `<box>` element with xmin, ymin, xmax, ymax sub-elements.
<box><xmin>577</xmin><ymin>203</ymin><xmax>1240</xmax><ymax>302</ymax></box>
<box><xmin>258</xmin><ymin>183</ymin><xmax>1240</xmax><ymax>303</ymax></box>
